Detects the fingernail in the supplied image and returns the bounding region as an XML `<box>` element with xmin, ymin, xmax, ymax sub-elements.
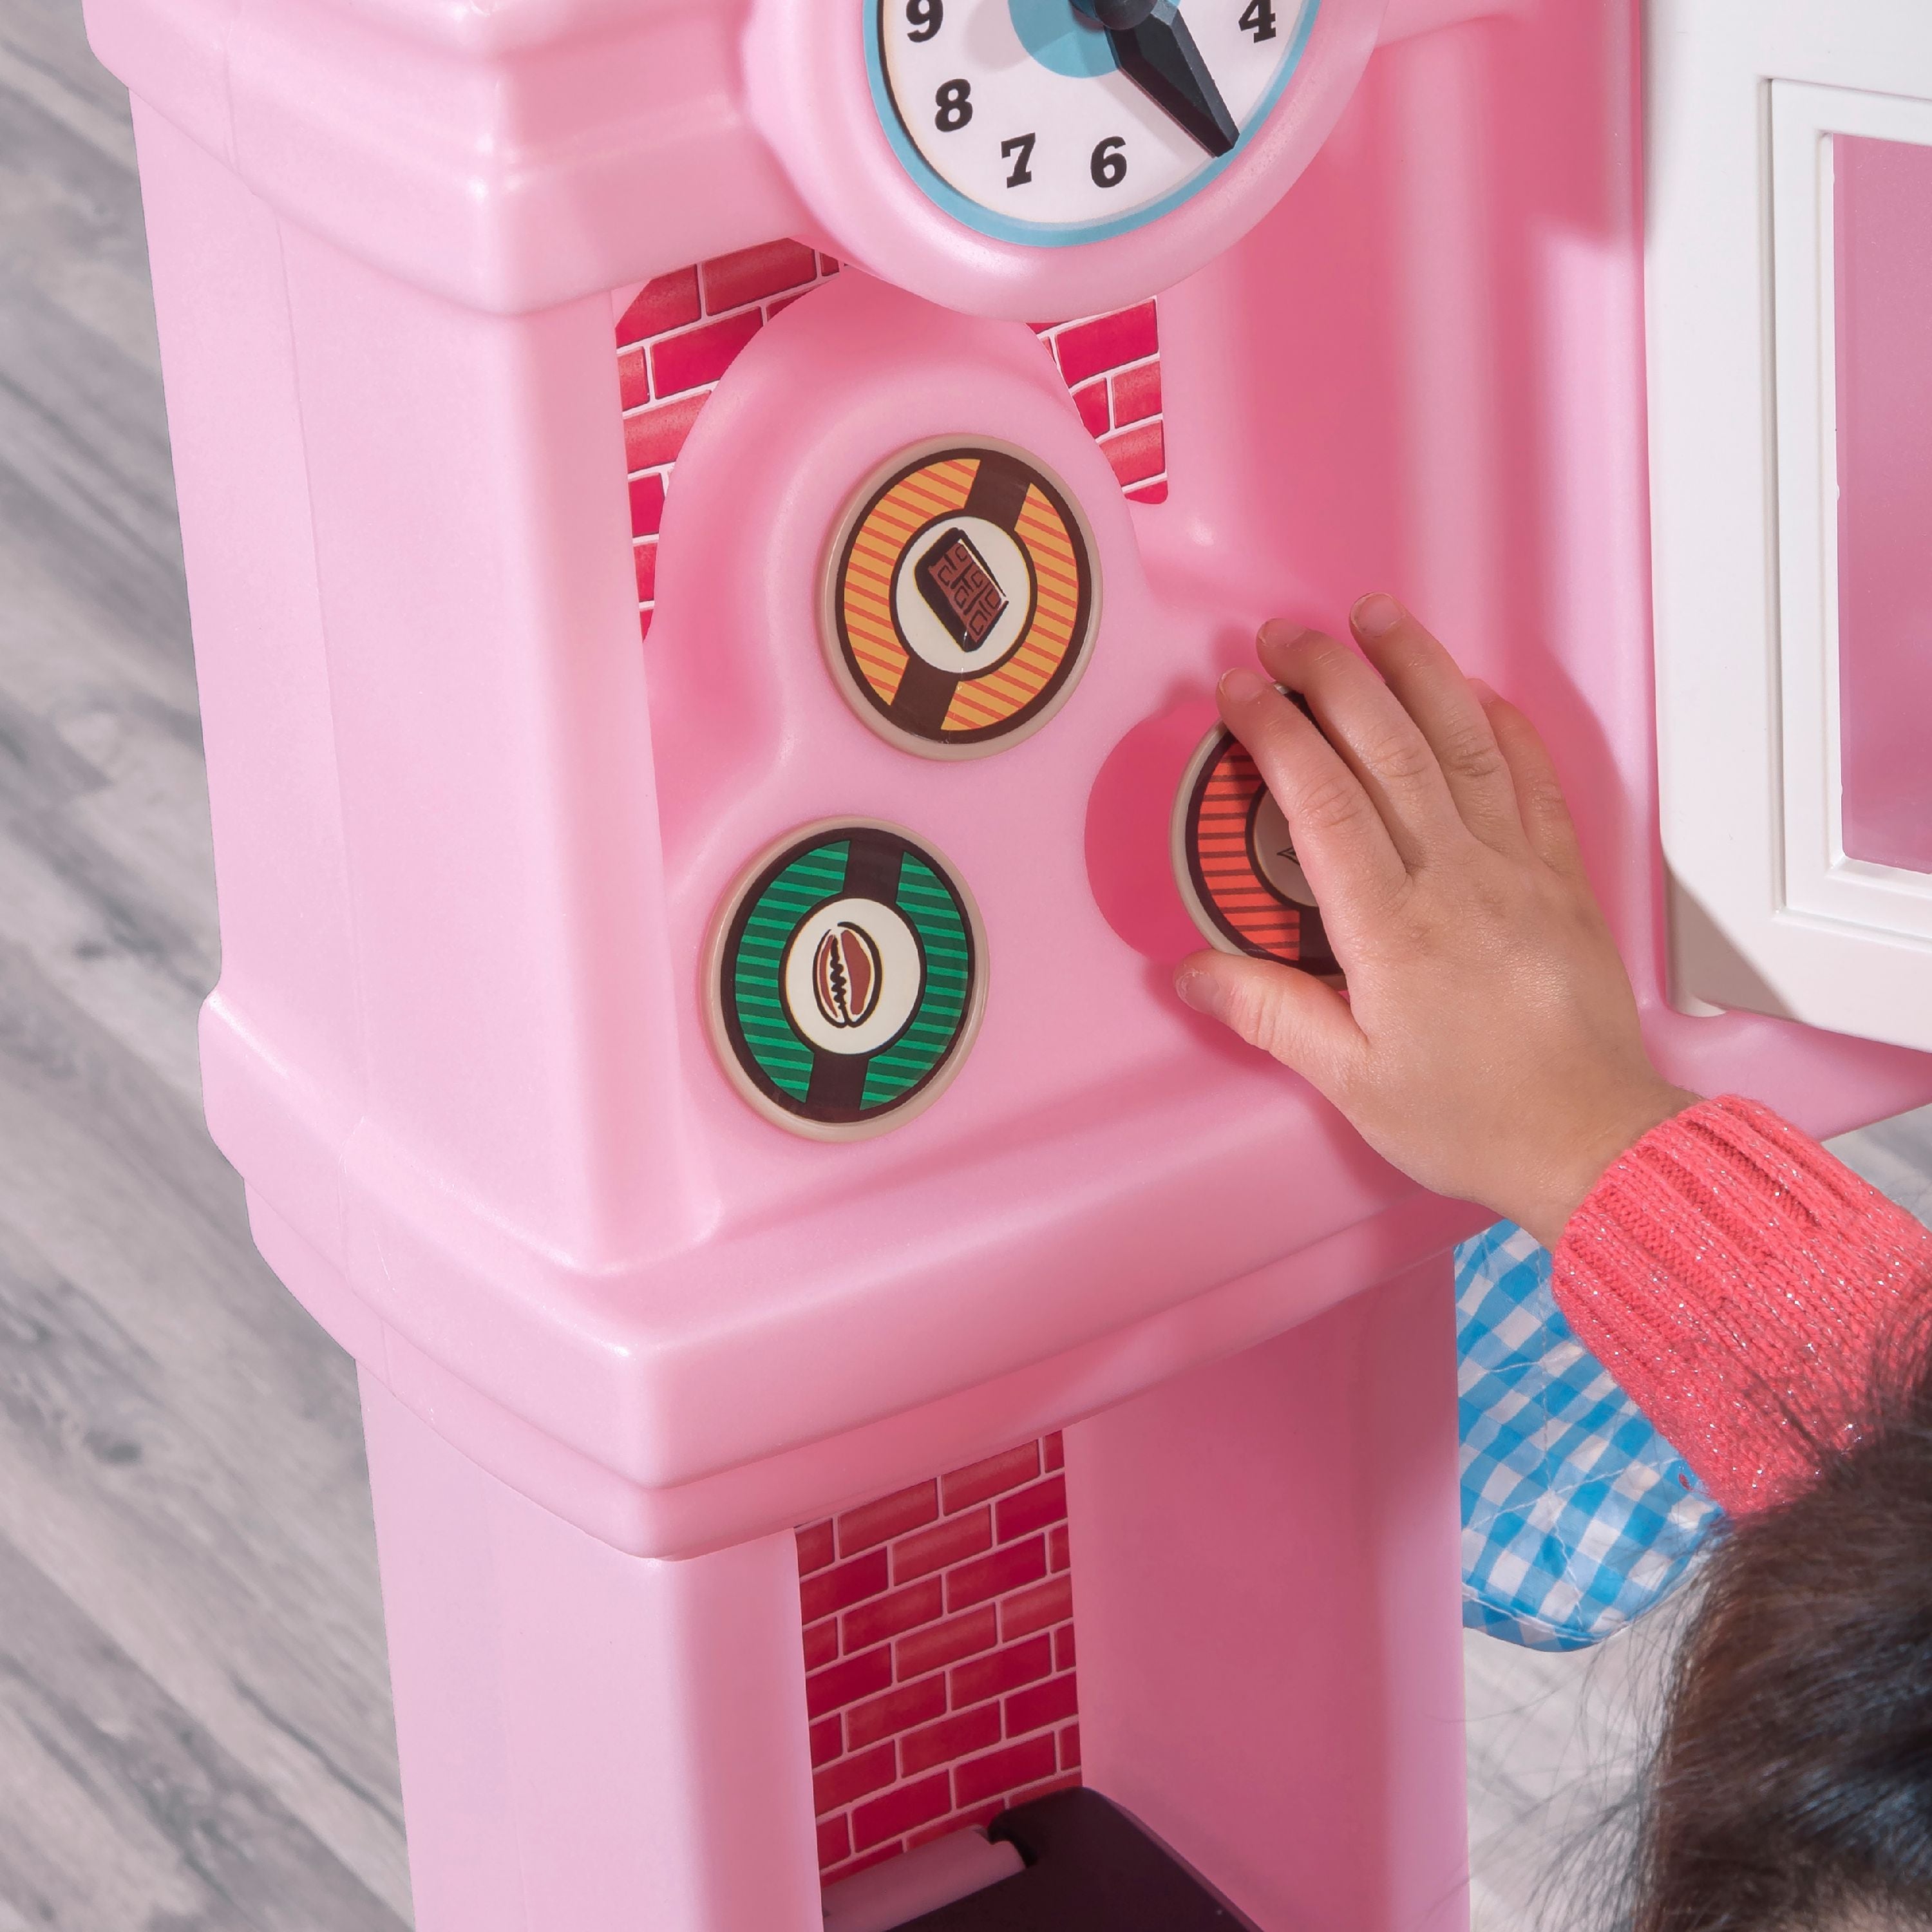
<box><xmin>1469</xmin><ymin>676</ymin><xmax>1497</xmax><ymax>703</ymax></box>
<box><xmin>1351</xmin><ymin>592</ymin><xmax>1404</xmax><ymax>640</ymax></box>
<box><xmin>1173</xmin><ymin>965</ymin><xmax>1224</xmax><ymax>1017</ymax></box>
<box><xmin>1257</xmin><ymin>620</ymin><xmax>1309</xmax><ymax>652</ymax></box>
<box><xmin>1219</xmin><ymin>668</ymin><xmax>1268</xmax><ymax>705</ymax></box>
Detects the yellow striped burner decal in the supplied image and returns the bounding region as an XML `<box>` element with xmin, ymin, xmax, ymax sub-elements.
<box><xmin>824</xmin><ymin>442</ymin><xmax>1101</xmax><ymax>758</ymax></box>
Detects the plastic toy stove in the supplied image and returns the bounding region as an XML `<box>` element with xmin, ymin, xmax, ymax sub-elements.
<box><xmin>85</xmin><ymin>0</ymin><xmax>1932</xmax><ymax>1924</ymax></box>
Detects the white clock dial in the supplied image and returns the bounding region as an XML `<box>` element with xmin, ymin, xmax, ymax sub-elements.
<box><xmin>869</xmin><ymin>0</ymin><xmax>1318</xmax><ymax>244</ymax></box>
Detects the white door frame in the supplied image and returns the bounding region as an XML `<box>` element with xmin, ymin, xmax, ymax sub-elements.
<box><xmin>1647</xmin><ymin>0</ymin><xmax>1932</xmax><ymax>1046</ymax></box>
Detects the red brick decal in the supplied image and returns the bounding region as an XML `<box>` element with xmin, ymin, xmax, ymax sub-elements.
<box><xmin>942</xmin><ymin>1443</ymin><xmax>1039</xmax><ymax>1513</ymax></box>
<box><xmin>615</xmin><ymin>247</ymin><xmax>1168</xmax><ymax>640</ymax></box>
<box><xmin>999</xmin><ymin>1574</ymin><xmax>1072</xmax><ymax>1642</ymax></box>
<box><xmin>1049</xmin><ymin>301</ymin><xmax>1159</xmax><ymax>387</ymax></box>
<box><xmin>840</xmin><ymin>1479</ymin><xmax>941</xmax><ymax>1555</ymax></box>
<box><xmin>896</xmin><ymin>1604</ymin><xmax>998</xmax><ymax>1680</ymax></box>
<box><xmin>701</xmin><ymin>238</ymin><xmax>821</xmax><ymax>314</ymax></box>
<box><xmin>893</xmin><ymin>1506</ymin><xmax>992</xmax><ymax>1585</ymax></box>
<box><xmin>797</xmin><ymin>1434</ymin><xmax>1078</xmax><ymax>1884</ymax></box>
<box><xmin>802</xmin><ymin>1549</ymin><xmax>891</xmax><ymax>1625</ymax></box>
<box><xmin>797</xmin><ymin>1519</ymin><xmax>836</xmax><ymax>1574</ymax></box>
<box><xmin>945</xmin><ymin>1534</ymin><xmax>1048</xmax><ymax>1614</ymax></box>
<box><xmin>1034</xmin><ymin>304</ymin><xmax>1169</xmax><ymax>506</ymax></box>
<box><xmin>614</xmin><ymin>245</ymin><xmax>841</xmax><ymax>639</ymax></box>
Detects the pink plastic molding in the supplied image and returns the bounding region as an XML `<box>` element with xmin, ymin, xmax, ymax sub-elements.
<box><xmin>1835</xmin><ymin>133</ymin><xmax>1932</xmax><ymax>874</ymax></box>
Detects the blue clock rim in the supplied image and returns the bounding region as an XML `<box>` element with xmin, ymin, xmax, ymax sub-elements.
<box><xmin>864</xmin><ymin>0</ymin><xmax>1321</xmax><ymax>249</ymax></box>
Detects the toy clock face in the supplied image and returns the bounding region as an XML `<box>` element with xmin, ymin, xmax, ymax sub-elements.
<box><xmin>867</xmin><ymin>0</ymin><xmax>1320</xmax><ymax>244</ymax></box>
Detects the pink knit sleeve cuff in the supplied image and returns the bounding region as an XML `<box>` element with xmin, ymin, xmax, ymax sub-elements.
<box><xmin>1550</xmin><ymin>1094</ymin><xmax>1932</xmax><ymax>1515</ymax></box>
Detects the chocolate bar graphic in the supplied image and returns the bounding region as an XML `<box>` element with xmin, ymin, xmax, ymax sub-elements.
<box><xmin>914</xmin><ymin>526</ymin><xmax>1009</xmax><ymax>652</ymax></box>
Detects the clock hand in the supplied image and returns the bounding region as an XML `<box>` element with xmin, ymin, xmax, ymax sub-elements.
<box><xmin>1099</xmin><ymin>1</ymin><xmax>1241</xmax><ymax>158</ymax></box>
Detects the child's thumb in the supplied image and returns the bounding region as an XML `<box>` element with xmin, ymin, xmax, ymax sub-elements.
<box><xmin>1173</xmin><ymin>952</ymin><xmax>1359</xmax><ymax>1090</ymax></box>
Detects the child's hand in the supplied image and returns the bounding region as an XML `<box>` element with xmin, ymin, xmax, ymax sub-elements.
<box><xmin>1174</xmin><ymin>595</ymin><xmax>1696</xmax><ymax>1249</ymax></box>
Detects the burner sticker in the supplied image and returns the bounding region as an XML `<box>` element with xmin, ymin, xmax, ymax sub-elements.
<box><xmin>707</xmin><ymin>821</ymin><xmax>989</xmax><ymax>1138</ymax></box>
<box><xmin>1171</xmin><ymin>723</ymin><xmax>1341</xmax><ymax>980</ymax></box>
<box><xmin>824</xmin><ymin>442</ymin><xmax>1101</xmax><ymax>758</ymax></box>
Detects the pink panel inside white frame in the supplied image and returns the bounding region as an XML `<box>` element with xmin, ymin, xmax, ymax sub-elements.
<box><xmin>1835</xmin><ymin>133</ymin><xmax>1932</xmax><ymax>874</ymax></box>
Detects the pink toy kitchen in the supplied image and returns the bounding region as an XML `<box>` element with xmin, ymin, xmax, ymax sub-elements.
<box><xmin>80</xmin><ymin>0</ymin><xmax>1932</xmax><ymax>1922</ymax></box>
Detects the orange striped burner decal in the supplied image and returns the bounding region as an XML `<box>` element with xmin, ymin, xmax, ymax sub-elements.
<box><xmin>824</xmin><ymin>442</ymin><xmax>1100</xmax><ymax>758</ymax></box>
<box><xmin>1173</xmin><ymin>728</ymin><xmax>1341</xmax><ymax>977</ymax></box>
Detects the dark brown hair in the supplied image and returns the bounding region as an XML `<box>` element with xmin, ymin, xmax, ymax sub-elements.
<box><xmin>1631</xmin><ymin>1308</ymin><xmax>1932</xmax><ymax>1932</ymax></box>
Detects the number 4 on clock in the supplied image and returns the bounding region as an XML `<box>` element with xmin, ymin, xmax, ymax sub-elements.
<box><xmin>1001</xmin><ymin>133</ymin><xmax>1036</xmax><ymax>187</ymax></box>
<box><xmin>1239</xmin><ymin>0</ymin><xmax>1278</xmax><ymax>39</ymax></box>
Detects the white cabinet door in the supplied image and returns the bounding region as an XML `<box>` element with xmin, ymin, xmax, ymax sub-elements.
<box><xmin>1648</xmin><ymin>1</ymin><xmax>1932</xmax><ymax>1047</ymax></box>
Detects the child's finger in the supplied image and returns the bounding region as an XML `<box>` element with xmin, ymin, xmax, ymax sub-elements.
<box><xmin>1481</xmin><ymin>692</ymin><xmax>1586</xmax><ymax>878</ymax></box>
<box><xmin>1258</xmin><ymin>623</ymin><xmax>1465</xmax><ymax>871</ymax></box>
<box><xmin>1215</xmin><ymin>668</ymin><xmax>1408</xmax><ymax>914</ymax></box>
<box><xmin>1173</xmin><ymin>951</ymin><xmax>1363</xmax><ymax>1090</ymax></box>
<box><xmin>1349</xmin><ymin>595</ymin><xmax>1528</xmax><ymax>857</ymax></box>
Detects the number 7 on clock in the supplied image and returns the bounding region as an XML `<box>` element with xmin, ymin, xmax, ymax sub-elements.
<box><xmin>1001</xmin><ymin>133</ymin><xmax>1036</xmax><ymax>188</ymax></box>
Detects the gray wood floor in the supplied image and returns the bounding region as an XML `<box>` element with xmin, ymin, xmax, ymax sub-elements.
<box><xmin>0</xmin><ymin>1</ymin><xmax>406</xmax><ymax>1923</ymax></box>
<box><xmin>3</xmin><ymin>2</ymin><xmax>1929</xmax><ymax>1926</ymax></box>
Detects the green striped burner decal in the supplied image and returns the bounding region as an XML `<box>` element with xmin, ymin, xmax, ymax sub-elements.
<box><xmin>713</xmin><ymin>823</ymin><xmax>984</xmax><ymax>1137</ymax></box>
